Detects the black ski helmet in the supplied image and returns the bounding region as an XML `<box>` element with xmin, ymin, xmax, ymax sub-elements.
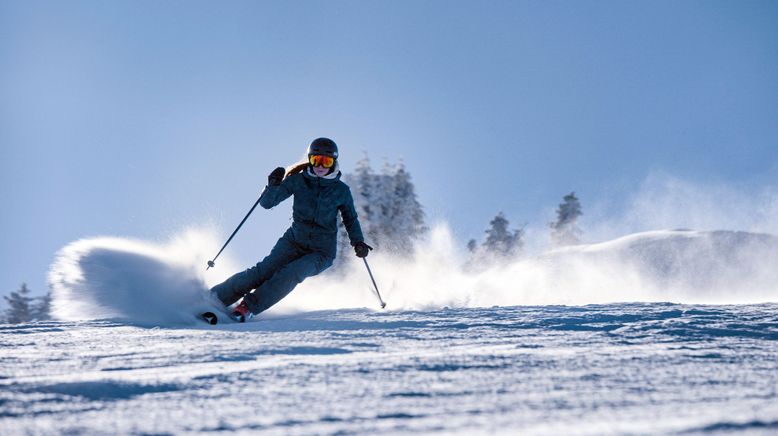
<box><xmin>307</xmin><ymin>137</ymin><xmax>338</xmax><ymax>159</ymax></box>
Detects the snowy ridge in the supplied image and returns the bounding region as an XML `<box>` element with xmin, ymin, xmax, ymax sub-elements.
<box><xmin>535</xmin><ymin>229</ymin><xmax>778</xmax><ymax>303</ymax></box>
<box><xmin>47</xmin><ymin>226</ymin><xmax>778</xmax><ymax>326</ymax></box>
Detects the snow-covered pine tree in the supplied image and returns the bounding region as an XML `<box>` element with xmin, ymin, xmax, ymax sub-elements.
<box><xmin>352</xmin><ymin>154</ymin><xmax>375</xmax><ymax>231</ymax></box>
<box><xmin>465</xmin><ymin>212</ymin><xmax>524</xmax><ymax>270</ymax></box>
<box><xmin>31</xmin><ymin>291</ymin><xmax>52</xmax><ymax>321</ymax></box>
<box><xmin>466</xmin><ymin>212</ymin><xmax>524</xmax><ymax>269</ymax></box>
<box><xmin>484</xmin><ymin>212</ymin><xmax>512</xmax><ymax>256</ymax></box>
<box><xmin>482</xmin><ymin>212</ymin><xmax>524</xmax><ymax>258</ymax></box>
<box><xmin>384</xmin><ymin>160</ymin><xmax>427</xmax><ymax>253</ymax></box>
<box><xmin>370</xmin><ymin>161</ymin><xmax>397</xmax><ymax>249</ymax></box>
<box><xmin>398</xmin><ymin>162</ymin><xmax>427</xmax><ymax>237</ymax></box>
<box><xmin>550</xmin><ymin>192</ymin><xmax>583</xmax><ymax>246</ymax></box>
<box><xmin>3</xmin><ymin>283</ymin><xmax>34</xmax><ymax>324</ymax></box>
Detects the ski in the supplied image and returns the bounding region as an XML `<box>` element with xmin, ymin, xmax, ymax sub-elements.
<box><xmin>201</xmin><ymin>311</ymin><xmax>218</xmax><ymax>325</ymax></box>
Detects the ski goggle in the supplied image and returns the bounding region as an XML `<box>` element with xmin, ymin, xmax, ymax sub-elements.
<box><xmin>309</xmin><ymin>154</ymin><xmax>336</xmax><ymax>168</ymax></box>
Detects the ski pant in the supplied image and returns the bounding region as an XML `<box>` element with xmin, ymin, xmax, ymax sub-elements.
<box><xmin>210</xmin><ymin>230</ymin><xmax>334</xmax><ymax>315</ymax></box>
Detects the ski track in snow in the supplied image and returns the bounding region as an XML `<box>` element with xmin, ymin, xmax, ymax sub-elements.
<box><xmin>2</xmin><ymin>304</ymin><xmax>778</xmax><ymax>435</ymax></box>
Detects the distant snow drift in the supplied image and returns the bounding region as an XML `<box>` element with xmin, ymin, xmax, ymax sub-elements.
<box><xmin>48</xmin><ymin>226</ymin><xmax>778</xmax><ymax>325</ymax></box>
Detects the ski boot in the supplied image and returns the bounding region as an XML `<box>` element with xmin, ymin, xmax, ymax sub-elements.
<box><xmin>231</xmin><ymin>299</ymin><xmax>253</xmax><ymax>323</ymax></box>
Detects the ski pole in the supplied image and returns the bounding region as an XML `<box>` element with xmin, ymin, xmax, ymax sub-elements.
<box><xmin>207</xmin><ymin>194</ymin><xmax>263</xmax><ymax>270</ymax></box>
<box><xmin>363</xmin><ymin>258</ymin><xmax>386</xmax><ymax>309</ymax></box>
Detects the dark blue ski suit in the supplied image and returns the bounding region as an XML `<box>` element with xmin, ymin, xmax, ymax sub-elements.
<box><xmin>210</xmin><ymin>169</ymin><xmax>364</xmax><ymax>315</ymax></box>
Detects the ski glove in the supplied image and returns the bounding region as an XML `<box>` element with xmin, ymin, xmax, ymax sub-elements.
<box><xmin>354</xmin><ymin>241</ymin><xmax>373</xmax><ymax>258</ymax></box>
<box><xmin>268</xmin><ymin>167</ymin><xmax>285</xmax><ymax>186</ymax></box>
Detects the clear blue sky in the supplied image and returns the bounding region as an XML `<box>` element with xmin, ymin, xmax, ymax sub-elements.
<box><xmin>2</xmin><ymin>0</ymin><xmax>777</xmax><ymax>298</ymax></box>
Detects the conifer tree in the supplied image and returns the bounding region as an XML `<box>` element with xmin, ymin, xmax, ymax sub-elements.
<box><xmin>31</xmin><ymin>291</ymin><xmax>52</xmax><ymax>321</ymax></box>
<box><xmin>468</xmin><ymin>212</ymin><xmax>525</xmax><ymax>267</ymax></box>
<box><xmin>483</xmin><ymin>212</ymin><xmax>524</xmax><ymax>258</ymax></box>
<box><xmin>550</xmin><ymin>192</ymin><xmax>583</xmax><ymax>246</ymax></box>
<box><xmin>385</xmin><ymin>160</ymin><xmax>427</xmax><ymax>253</ymax></box>
<box><xmin>484</xmin><ymin>212</ymin><xmax>512</xmax><ymax>255</ymax></box>
<box><xmin>3</xmin><ymin>283</ymin><xmax>34</xmax><ymax>324</ymax></box>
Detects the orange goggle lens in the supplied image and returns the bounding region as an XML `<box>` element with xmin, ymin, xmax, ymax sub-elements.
<box><xmin>309</xmin><ymin>154</ymin><xmax>335</xmax><ymax>168</ymax></box>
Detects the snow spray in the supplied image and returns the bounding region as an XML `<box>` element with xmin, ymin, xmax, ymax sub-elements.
<box><xmin>47</xmin><ymin>228</ymin><xmax>238</xmax><ymax>325</ymax></box>
<box><xmin>48</xmin><ymin>223</ymin><xmax>778</xmax><ymax>325</ymax></box>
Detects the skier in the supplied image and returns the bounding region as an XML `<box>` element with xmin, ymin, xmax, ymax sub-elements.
<box><xmin>209</xmin><ymin>138</ymin><xmax>372</xmax><ymax>322</ymax></box>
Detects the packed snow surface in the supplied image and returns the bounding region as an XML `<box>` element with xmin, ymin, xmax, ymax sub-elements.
<box><xmin>3</xmin><ymin>227</ymin><xmax>776</xmax><ymax>433</ymax></box>
<box><xmin>2</xmin><ymin>304</ymin><xmax>778</xmax><ymax>434</ymax></box>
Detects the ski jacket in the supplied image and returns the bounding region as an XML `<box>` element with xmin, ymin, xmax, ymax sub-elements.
<box><xmin>259</xmin><ymin>170</ymin><xmax>364</xmax><ymax>258</ymax></box>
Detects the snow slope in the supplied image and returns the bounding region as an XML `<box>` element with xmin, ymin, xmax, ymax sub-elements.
<box><xmin>2</xmin><ymin>304</ymin><xmax>777</xmax><ymax>434</ymax></box>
